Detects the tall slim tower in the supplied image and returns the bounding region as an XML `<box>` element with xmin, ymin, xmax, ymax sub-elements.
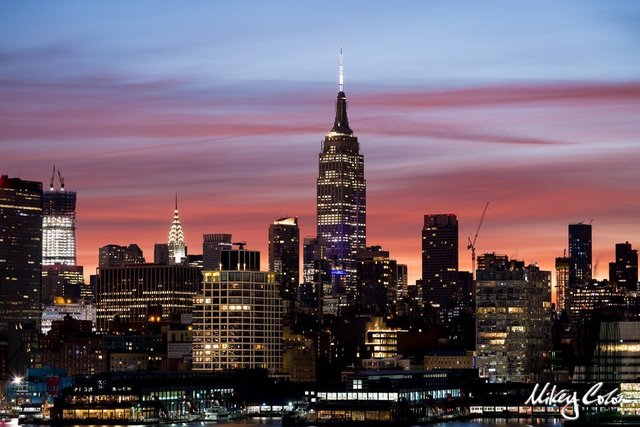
<box><xmin>269</xmin><ymin>217</ymin><xmax>300</xmax><ymax>301</ymax></box>
<box><xmin>316</xmin><ymin>50</ymin><xmax>366</xmax><ymax>288</ymax></box>
<box><xmin>0</xmin><ymin>175</ymin><xmax>43</xmax><ymax>330</ymax></box>
<box><xmin>43</xmin><ymin>167</ymin><xmax>77</xmax><ymax>265</ymax></box>
<box><xmin>568</xmin><ymin>223</ymin><xmax>592</xmax><ymax>287</ymax></box>
<box><xmin>168</xmin><ymin>195</ymin><xmax>186</xmax><ymax>265</ymax></box>
<box><xmin>421</xmin><ymin>214</ymin><xmax>459</xmax><ymax>307</ymax></box>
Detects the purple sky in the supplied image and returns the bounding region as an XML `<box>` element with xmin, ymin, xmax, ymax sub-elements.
<box><xmin>2</xmin><ymin>1</ymin><xmax>639</xmax><ymax>292</ymax></box>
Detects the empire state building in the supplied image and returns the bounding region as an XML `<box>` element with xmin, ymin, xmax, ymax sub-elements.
<box><xmin>316</xmin><ymin>51</ymin><xmax>366</xmax><ymax>288</ymax></box>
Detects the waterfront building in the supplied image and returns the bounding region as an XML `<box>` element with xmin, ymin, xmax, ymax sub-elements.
<box><xmin>609</xmin><ymin>242</ymin><xmax>638</xmax><ymax>291</ymax></box>
<box><xmin>574</xmin><ymin>321</ymin><xmax>640</xmax><ymax>383</ymax></box>
<box><xmin>475</xmin><ymin>255</ymin><xmax>552</xmax><ymax>383</ymax></box>
<box><xmin>0</xmin><ymin>175</ymin><xmax>43</xmax><ymax>330</ymax></box>
<box><xmin>202</xmin><ymin>233</ymin><xmax>232</xmax><ymax>270</ymax></box>
<box><xmin>168</xmin><ymin>196</ymin><xmax>186</xmax><ymax>264</ymax></box>
<box><xmin>95</xmin><ymin>263</ymin><xmax>201</xmax><ymax>331</ymax></box>
<box><xmin>421</xmin><ymin>214</ymin><xmax>458</xmax><ymax>308</ymax></box>
<box><xmin>269</xmin><ymin>217</ymin><xmax>300</xmax><ymax>301</ymax></box>
<box><xmin>568</xmin><ymin>222</ymin><xmax>592</xmax><ymax>287</ymax></box>
<box><xmin>192</xmin><ymin>247</ymin><xmax>283</xmax><ymax>376</ymax></box>
<box><xmin>316</xmin><ymin>51</ymin><xmax>366</xmax><ymax>289</ymax></box>
<box><xmin>555</xmin><ymin>255</ymin><xmax>570</xmax><ymax>311</ymax></box>
<box><xmin>424</xmin><ymin>351</ymin><xmax>475</xmax><ymax>370</ymax></box>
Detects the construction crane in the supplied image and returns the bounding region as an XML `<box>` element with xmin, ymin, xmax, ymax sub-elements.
<box><xmin>467</xmin><ymin>202</ymin><xmax>489</xmax><ymax>280</ymax></box>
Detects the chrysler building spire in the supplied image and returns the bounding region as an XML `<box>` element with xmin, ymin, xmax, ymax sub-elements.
<box><xmin>168</xmin><ymin>194</ymin><xmax>186</xmax><ymax>264</ymax></box>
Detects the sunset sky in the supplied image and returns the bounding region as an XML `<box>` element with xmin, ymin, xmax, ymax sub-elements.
<box><xmin>2</xmin><ymin>1</ymin><xmax>639</xmax><ymax>289</ymax></box>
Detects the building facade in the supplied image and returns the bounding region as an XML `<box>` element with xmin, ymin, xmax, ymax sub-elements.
<box><xmin>95</xmin><ymin>264</ymin><xmax>202</xmax><ymax>331</ymax></box>
<box><xmin>555</xmin><ymin>256</ymin><xmax>569</xmax><ymax>312</ymax></box>
<box><xmin>192</xmin><ymin>248</ymin><xmax>283</xmax><ymax>376</ymax></box>
<box><xmin>0</xmin><ymin>175</ymin><xmax>43</xmax><ymax>330</ymax></box>
<box><xmin>568</xmin><ymin>222</ymin><xmax>592</xmax><ymax>287</ymax></box>
<box><xmin>476</xmin><ymin>255</ymin><xmax>552</xmax><ymax>383</ymax></box>
<box><xmin>609</xmin><ymin>242</ymin><xmax>638</xmax><ymax>291</ymax></box>
<box><xmin>316</xmin><ymin>53</ymin><xmax>366</xmax><ymax>288</ymax></box>
<box><xmin>420</xmin><ymin>214</ymin><xmax>458</xmax><ymax>308</ymax></box>
<box><xmin>42</xmin><ymin>168</ymin><xmax>77</xmax><ymax>266</ymax></box>
<box><xmin>268</xmin><ymin>217</ymin><xmax>300</xmax><ymax>301</ymax></box>
<box><xmin>202</xmin><ymin>233</ymin><xmax>232</xmax><ymax>271</ymax></box>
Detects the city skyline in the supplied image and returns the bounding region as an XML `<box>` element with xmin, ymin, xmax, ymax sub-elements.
<box><xmin>2</xmin><ymin>1</ymin><xmax>640</xmax><ymax>285</ymax></box>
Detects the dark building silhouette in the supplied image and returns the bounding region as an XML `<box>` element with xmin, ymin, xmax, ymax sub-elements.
<box><xmin>316</xmin><ymin>52</ymin><xmax>366</xmax><ymax>289</ymax></box>
<box><xmin>568</xmin><ymin>223</ymin><xmax>592</xmax><ymax>287</ymax></box>
<box><xmin>202</xmin><ymin>233</ymin><xmax>232</xmax><ymax>271</ymax></box>
<box><xmin>98</xmin><ymin>244</ymin><xmax>145</xmax><ymax>268</ymax></box>
<box><xmin>609</xmin><ymin>242</ymin><xmax>638</xmax><ymax>291</ymax></box>
<box><xmin>354</xmin><ymin>246</ymin><xmax>397</xmax><ymax>315</ymax></box>
<box><xmin>0</xmin><ymin>175</ymin><xmax>43</xmax><ymax>330</ymax></box>
<box><xmin>269</xmin><ymin>217</ymin><xmax>299</xmax><ymax>301</ymax></box>
<box><xmin>153</xmin><ymin>243</ymin><xmax>169</xmax><ymax>265</ymax></box>
<box><xmin>420</xmin><ymin>214</ymin><xmax>458</xmax><ymax>307</ymax></box>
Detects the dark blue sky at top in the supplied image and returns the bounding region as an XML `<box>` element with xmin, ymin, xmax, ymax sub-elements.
<box><xmin>1</xmin><ymin>0</ymin><xmax>639</xmax><ymax>90</ymax></box>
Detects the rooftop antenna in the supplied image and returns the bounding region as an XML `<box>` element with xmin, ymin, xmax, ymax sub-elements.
<box><xmin>339</xmin><ymin>47</ymin><xmax>344</xmax><ymax>92</ymax></box>
<box><xmin>57</xmin><ymin>169</ymin><xmax>65</xmax><ymax>190</ymax></box>
<box><xmin>49</xmin><ymin>166</ymin><xmax>56</xmax><ymax>190</ymax></box>
<box><xmin>175</xmin><ymin>192</ymin><xmax>178</xmax><ymax>211</ymax></box>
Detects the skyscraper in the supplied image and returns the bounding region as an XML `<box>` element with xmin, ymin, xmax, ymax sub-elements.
<box><xmin>269</xmin><ymin>217</ymin><xmax>299</xmax><ymax>301</ymax></box>
<box><xmin>609</xmin><ymin>242</ymin><xmax>638</xmax><ymax>291</ymax></box>
<box><xmin>316</xmin><ymin>51</ymin><xmax>366</xmax><ymax>288</ymax></box>
<box><xmin>568</xmin><ymin>222</ymin><xmax>592</xmax><ymax>287</ymax></box>
<box><xmin>192</xmin><ymin>247</ymin><xmax>283</xmax><ymax>375</ymax></box>
<box><xmin>420</xmin><ymin>214</ymin><xmax>458</xmax><ymax>307</ymax></box>
<box><xmin>476</xmin><ymin>255</ymin><xmax>552</xmax><ymax>383</ymax></box>
<box><xmin>168</xmin><ymin>196</ymin><xmax>186</xmax><ymax>265</ymax></box>
<box><xmin>202</xmin><ymin>233</ymin><xmax>232</xmax><ymax>271</ymax></box>
<box><xmin>42</xmin><ymin>167</ymin><xmax>76</xmax><ymax>266</ymax></box>
<box><xmin>0</xmin><ymin>175</ymin><xmax>43</xmax><ymax>330</ymax></box>
<box><xmin>98</xmin><ymin>244</ymin><xmax>145</xmax><ymax>268</ymax></box>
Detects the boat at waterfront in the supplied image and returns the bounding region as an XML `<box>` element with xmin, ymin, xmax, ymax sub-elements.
<box><xmin>203</xmin><ymin>405</ymin><xmax>230</xmax><ymax>421</ymax></box>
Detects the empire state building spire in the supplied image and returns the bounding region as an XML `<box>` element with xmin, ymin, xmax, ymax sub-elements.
<box><xmin>331</xmin><ymin>48</ymin><xmax>352</xmax><ymax>135</ymax></box>
<box><xmin>317</xmin><ymin>49</ymin><xmax>366</xmax><ymax>291</ymax></box>
<box><xmin>168</xmin><ymin>194</ymin><xmax>186</xmax><ymax>264</ymax></box>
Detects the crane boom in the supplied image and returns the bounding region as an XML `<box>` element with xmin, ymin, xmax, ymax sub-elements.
<box><xmin>467</xmin><ymin>202</ymin><xmax>489</xmax><ymax>279</ymax></box>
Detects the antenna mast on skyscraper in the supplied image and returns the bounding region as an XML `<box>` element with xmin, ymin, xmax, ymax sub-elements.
<box><xmin>339</xmin><ymin>47</ymin><xmax>344</xmax><ymax>92</ymax></box>
<box><xmin>50</xmin><ymin>165</ymin><xmax>56</xmax><ymax>190</ymax></box>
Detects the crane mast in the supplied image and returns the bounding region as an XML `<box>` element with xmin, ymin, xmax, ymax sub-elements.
<box><xmin>467</xmin><ymin>202</ymin><xmax>489</xmax><ymax>279</ymax></box>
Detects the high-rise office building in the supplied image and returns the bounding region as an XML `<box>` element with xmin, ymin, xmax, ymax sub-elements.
<box><xmin>168</xmin><ymin>197</ymin><xmax>186</xmax><ymax>265</ymax></box>
<box><xmin>95</xmin><ymin>263</ymin><xmax>201</xmax><ymax>331</ymax></box>
<box><xmin>316</xmin><ymin>51</ymin><xmax>366</xmax><ymax>288</ymax></box>
<box><xmin>269</xmin><ymin>217</ymin><xmax>300</xmax><ymax>301</ymax></box>
<box><xmin>354</xmin><ymin>246</ymin><xmax>397</xmax><ymax>315</ymax></box>
<box><xmin>0</xmin><ymin>175</ymin><xmax>43</xmax><ymax>330</ymax></box>
<box><xmin>420</xmin><ymin>214</ymin><xmax>458</xmax><ymax>307</ymax></box>
<box><xmin>476</xmin><ymin>255</ymin><xmax>552</xmax><ymax>383</ymax></box>
<box><xmin>42</xmin><ymin>168</ymin><xmax>76</xmax><ymax>266</ymax></box>
<box><xmin>192</xmin><ymin>247</ymin><xmax>283</xmax><ymax>376</ymax></box>
<box><xmin>202</xmin><ymin>233</ymin><xmax>232</xmax><ymax>271</ymax></box>
<box><xmin>568</xmin><ymin>223</ymin><xmax>592</xmax><ymax>287</ymax></box>
<box><xmin>555</xmin><ymin>256</ymin><xmax>570</xmax><ymax>311</ymax></box>
<box><xmin>609</xmin><ymin>242</ymin><xmax>638</xmax><ymax>291</ymax></box>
